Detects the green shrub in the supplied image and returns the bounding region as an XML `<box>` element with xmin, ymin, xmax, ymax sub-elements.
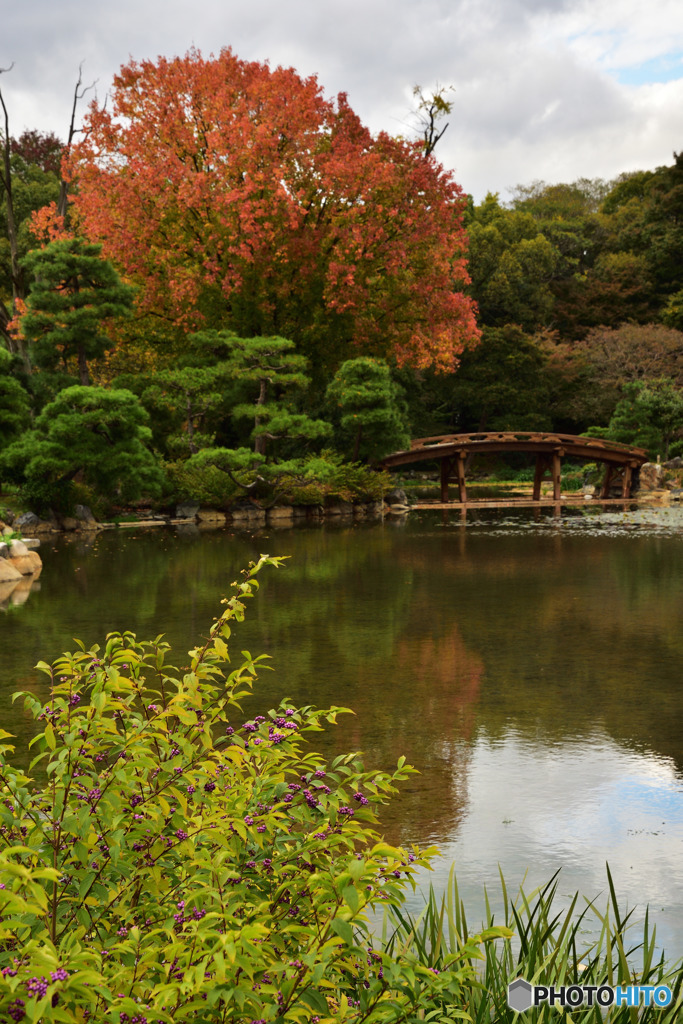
<box><xmin>168</xmin><ymin>449</ymin><xmax>390</xmax><ymax>508</ymax></box>
<box><xmin>277</xmin><ymin>451</ymin><xmax>390</xmax><ymax>505</ymax></box>
<box><xmin>164</xmin><ymin>459</ymin><xmax>241</xmax><ymax>507</ymax></box>
<box><xmin>18</xmin><ymin>478</ymin><xmax>76</xmax><ymax>518</ymax></box>
<box><xmin>484</xmin><ymin>466</ymin><xmax>530</xmax><ymax>484</ymax></box>
<box><xmin>580</xmin><ymin>462</ymin><xmax>601</xmax><ymax>486</ymax></box>
<box><xmin>0</xmin><ymin>556</ymin><xmax>502</xmax><ymax>1023</ymax></box>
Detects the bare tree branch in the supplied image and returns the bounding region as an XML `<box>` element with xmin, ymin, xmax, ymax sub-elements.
<box><xmin>58</xmin><ymin>62</ymin><xmax>98</xmax><ymax>219</ymax></box>
<box><xmin>0</xmin><ymin>63</ymin><xmax>31</xmax><ymax>366</ymax></box>
<box><xmin>412</xmin><ymin>84</ymin><xmax>455</xmax><ymax>156</ymax></box>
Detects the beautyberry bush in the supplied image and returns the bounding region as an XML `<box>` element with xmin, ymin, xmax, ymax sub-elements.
<box><xmin>0</xmin><ymin>556</ymin><xmax>501</xmax><ymax>1022</ymax></box>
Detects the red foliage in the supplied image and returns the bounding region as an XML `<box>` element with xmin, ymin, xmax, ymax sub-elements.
<box><xmin>67</xmin><ymin>48</ymin><xmax>479</xmax><ymax>372</ymax></box>
<box><xmin>29</xmin><ymin>202</ymin><xmax>70</xmax><ymax>244</ymax></box>
<box><xmin>10</xmin><ymin>130</ymin><xmax>64</xmax><ymax>175</ymax></box>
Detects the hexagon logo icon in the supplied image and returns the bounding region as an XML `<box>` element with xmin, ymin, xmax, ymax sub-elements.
<box><xmin>508</xmin><ymin>977</ymin><xmax>534</xmax><ymax>1012</ymax></box>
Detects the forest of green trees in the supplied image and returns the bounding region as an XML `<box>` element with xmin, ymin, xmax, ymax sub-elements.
<box><xmin>2</xmin><ymin>52</ymin><xmax>683</xmax><ymax>516</ymax></box>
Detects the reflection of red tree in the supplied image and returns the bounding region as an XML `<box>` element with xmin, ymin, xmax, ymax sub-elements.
<box><xmin>396</xmin><ymin>629</ymin><xmax>482</xmax><ymax>743</ymax></box>
<box><xmin>341</xmin><ymin>624</ymin><xmax>484</xmax><ymax>848</ymax></box>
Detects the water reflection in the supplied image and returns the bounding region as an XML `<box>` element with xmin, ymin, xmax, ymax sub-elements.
<box><xmin>1</xmin><ymin>507</ymin><xmax>683</xmax><ymax>955</ymax></box>
<box><xmin>418</xmin><ymin>732</ymin><xmax>683</xmax><ymax>956</ymax></box>
<box><xmin>0</xmin><ymin>575</ymin><xmax>41</xmax><ymax>609</ymax></box>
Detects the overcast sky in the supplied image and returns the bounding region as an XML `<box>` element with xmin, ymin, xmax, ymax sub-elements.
<box><xmin>3</xmin><ymin>0</ymin><xmax>683</xmax><ymax>202</ymax></box>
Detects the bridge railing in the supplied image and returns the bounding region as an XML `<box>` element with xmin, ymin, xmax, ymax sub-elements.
<box><xmin>403</xmin><ymin>431</ymin><xmax>648</xmax><ymax>458</ymax></box>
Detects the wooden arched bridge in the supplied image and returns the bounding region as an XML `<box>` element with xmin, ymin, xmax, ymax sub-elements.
<box><xmin>380</xmin><ymin>432</ymin><xmax>649</xmax><ymax>503</ymax></box>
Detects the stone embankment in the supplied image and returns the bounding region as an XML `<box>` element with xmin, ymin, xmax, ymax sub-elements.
<box><xmin>7</xmin><ymin>505</ymin><xmax>103</xmax><ymax>535</ymax></box>
<box><xmin>1</xmin><ymin>497</ymin><xmax>404</xmax><ymax>539</ymax></box>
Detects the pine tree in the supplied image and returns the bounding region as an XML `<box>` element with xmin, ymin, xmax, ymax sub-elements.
<box><xmin>21</xmin><ymin>237</ymin><xmax>135</xmax><ymax>385</ymax></box>
<box><xmin>326</xmin><ymin>357</ymin><xmax>410</xmax><ymax>461</ymax></box>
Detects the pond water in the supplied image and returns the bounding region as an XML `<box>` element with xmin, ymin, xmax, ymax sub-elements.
<box><xmin>2</xmin><ymin>505</ymin><xmax>683</xmax><ymax>957</ymax></box>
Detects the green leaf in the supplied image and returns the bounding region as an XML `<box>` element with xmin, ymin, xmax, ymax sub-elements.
<box><xmin>300</xmin><ymin>988</ymin><xmax>329</xmax><ymax>1014</ymax></box>
<box><xmin>330</xmin><ymin>917</ymin><xmax>354</xmax><ymax>947</ymax></box>
<box><xmin>92</xmin><ymin>690</ymin><xmax>106</xmax><ymax>713</ymax></box>
<box><xmin>342</xmin><ymin>884</ymin><xmax>359</xmax><ymax>914</ymax></box>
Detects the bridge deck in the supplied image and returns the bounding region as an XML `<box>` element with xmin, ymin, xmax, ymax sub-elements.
<box><xmin>380</xmin><ymin>432</ymin><xmax>649</xmax><ymax>502</ymax></box>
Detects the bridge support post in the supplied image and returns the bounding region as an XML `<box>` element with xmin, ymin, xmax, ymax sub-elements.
<box><xmin>533</xmin><ymin>455</ymin><xmax>550</xmax><ymax>500</ymax></box>
<box><xmin>601</xmin><ymin>463</ymin><xmax>634</xmax><ymax>499</ymax></box>
<box><xmin>600</xmin><ymin>464</ymin><xmax>614</xmax><ymax>498</ymax></box>
<box><xmin>440</xmin><ymin>455</ymin><xmax>468</xmax><ymax>503</ymax></box>
<box><xmin>552</xmin><ymin>451</ymin><xmax>562</xmax><ymax>501</ymax></box>
<box><xmin>456</xmin><ymin>451</ymin><xmax>467</xmax><ymax>503</ymax></box>
<box><xmin>533</xmin><ymin>452</ymin><xmax>562</xmax><ymax>500</ymax></box>
<box><xmin>440</xmin><ymin>458</ymin><xmax>452</xmax><ymax>503</ymax></box>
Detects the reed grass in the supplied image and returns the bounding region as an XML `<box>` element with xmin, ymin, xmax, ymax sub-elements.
<box><xmin>383</xmin><ymin>864</ymin><xmax>683</xmax><ymax>1021</ymax></box>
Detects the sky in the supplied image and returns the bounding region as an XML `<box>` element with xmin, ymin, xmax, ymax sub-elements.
<box><xmin>2</xmin><ymin>0</ymin><xmax>683</xmax><ymax>203</ymax></box>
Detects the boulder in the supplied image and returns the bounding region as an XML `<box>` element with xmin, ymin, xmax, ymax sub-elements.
<box><xmin>386</xmin><ymin>487</ymin><xmax>409</xmax><ymax>505</ymax></box>
<box><xmin>21</xmin><ymin>538</ymin><xmax>41</xmax><ymax>550</ymax></box>
<box><xmin>175</xmin><ymin>503</ymin><xmax>200</xmax><ymax>520</ymax></box>
<box><xmin>229</xmin><ymin>506</ymin><xmax>257</xmax><ymax>520</ymax></box>
<box><xmin>74</xmin><ymin>504</ymin><xmax>101</xmax><ymax>530</ymax></box>
<box><xmin>0</xmin><ymin>508</ymin><xmax>15</xmax><ymax>525</ymax></box>
<box><xmin>0</xmin><ymin>559</ymin><xmax>23</xmax><ymax>584</ymax></box>
<box><xmin>60</xmin><ymin>517</ymin><xmax>80</xmax><ymax>532</ymax></box>
<box><xmin>14</xmin><ymin>511</ymin><xmax>41</xmax><ymax>531</ymax></box>
<box><xmin>325</xmin><ymin>502</ymin><xmax>354</xmax><ymax>516</ymax></box>
<box><xmin>638</xmin><ymin>463</ymin><xmax>662</xmax><ymax>491</ymax></box>
<box><xmin>33</xmin><ymin>520</ymin><xmax>59</xmax><ymax>534</ymax></box>
<box><xmin>0</xmin><ymin>543</ymin><xmax>8</xmax><ymax>559</ymax></box>
<box><xmin>10</xmin><ymin>551</ymin><xmax>42</xmax><ymax>576</ymax></box>
<box><xmin>228</xmin><ymin>507</ymin><xmax>265</xmax><ymax>526</ymax></box>
<box><xmin>663</xmin><ymin>456</ymin><xmax>683</xmax><ymax>469</ymax></box>
<box><xmin>368</xmin><ymin>500</ymin><xmax>385</xmax><ymax>514</ymax></box>
<box><xmin>8</xmin><ymin>539</ymin><xmax>29</xmax><ymax>557</ymax></box>
<box><xmin>267</xmin><ymin>506</ymin><xmax>295</xmax><ymax>520</ymax></box>
<box><xmin>75</xmin><ymin>503</ymin><xmax>96</xmax><ymax>521</ymax></box>
<box><xmin>197</xmin><ymin>508</ymin><xmax>227</xmax><ymax>525</ymax></box>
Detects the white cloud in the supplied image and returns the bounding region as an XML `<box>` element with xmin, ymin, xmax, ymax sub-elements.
<box><xmin>1</xmin><ymin>0</ymin><xmax>682</xmax><ymax>202</ymax></box>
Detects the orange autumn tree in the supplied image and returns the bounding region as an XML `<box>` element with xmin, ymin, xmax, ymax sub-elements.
<box><xmin>65</xmin><ymin>48</ymin><xmax>479</xmax><ymax>373</ymax></box>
